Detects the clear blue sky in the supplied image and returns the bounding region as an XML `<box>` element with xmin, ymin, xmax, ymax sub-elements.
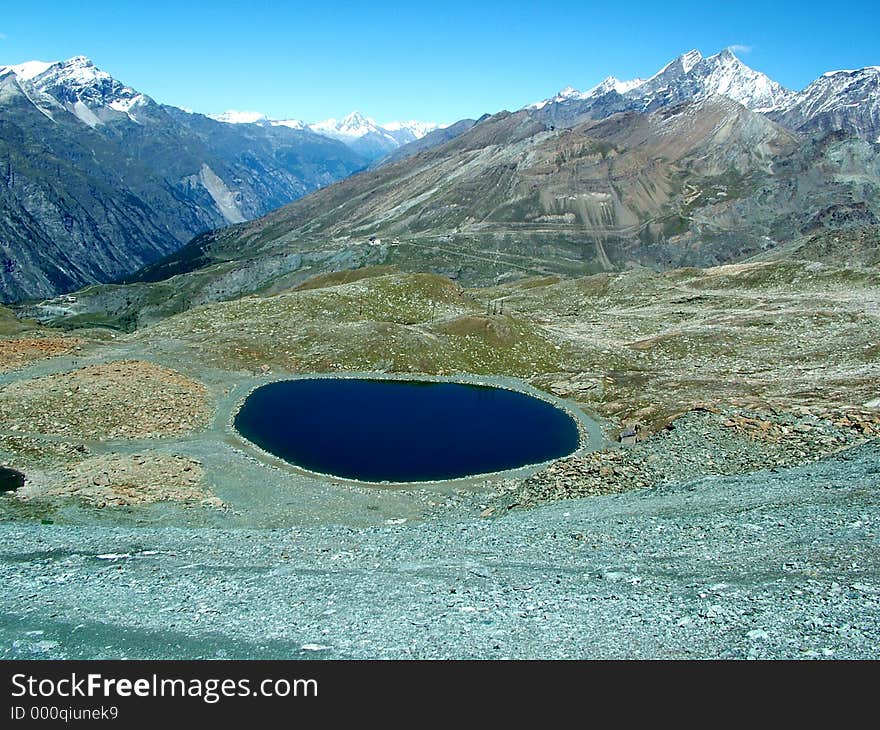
<box><xmin>1</xmin><ymin>0</ymin><xmax>877</xmax><ymax>123</ymax></box>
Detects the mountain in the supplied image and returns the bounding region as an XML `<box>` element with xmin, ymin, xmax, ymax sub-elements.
<box><xmin>374</xmin><ymin>117</ymin><xmax>481</xmax><ymax>167</ymax></box>
<box><xmin>530</xmin><ymin>48</ymin><xmax>797</xmax><ymax>129</ymax></box>
<box><xmin>382</xmin><ymin>120</ymin><xmax>442</xmax><ymax>142</ymax></box>
<box><xmin>768</xmin><ymin>66</ymin><xmax>880</xmax><ymax>142</ymax></box>
<box><xmin>46</xmin><ymin>93</ymin><xmax>879</xmax><ymax>329</ymax></box>
<box><xmin>527</xmin><ymin>48</ymin><xmax>880</xmax><ymax>144</ymax></box>
<box><xmin>206</xmin><ymin>109</ymin><xmax>308</xmax><ymax>129</ymax></box>
<box><xmin>0</xmin><ymin>56</ymin><xmax>367</xmax><ymax>301</ymax></box>
<box><xmin>308</xmin><ymin>112</ymin><xmax>441</xmax><ymax>160</ymax></box>
<box><xmin>210</xmin><ymin>108</ymin><xmax>443</xmax><ymax>162</ymax></box>
<box><xmin>7</xmin><ymin>47</ymin><xmax>879</xmax><ymax>311</ymax></box>
<box><xmin>208</xmin><ymin>110</ymin><xmax>273</xmax><ymax>125</ymax></box>
<box><xmin>631</xmin><ymin>48</ymin><xmax>796</xmax><ymax>113</ymax></box>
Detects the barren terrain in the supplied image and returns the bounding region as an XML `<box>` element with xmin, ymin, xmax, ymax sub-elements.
<box><xmin>0</xmin><ymin>257</ymin><xmax>877</xmax><ymax>658</ymax></box>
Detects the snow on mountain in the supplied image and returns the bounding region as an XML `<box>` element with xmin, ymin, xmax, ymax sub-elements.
<box><xmin>209</xmin><ymin>110</ymin><xmax>270</xmax><ymax>125</ymax></box>
<box><xmin>694</xmin><ymin>48</ymin><xmax>796</xmax><ymax>112</ymax></box>
<box><xmin>308</xmin><ymin>112</ymin><xmax>439</xmax><ymax>142</ymax></box>
<box><xmin>528</xmin><ymin>48</ymin><xmax>796</xmax><ymax>117</ymax></box>
<box><xmin>270</xmin><ymin>118</ymin><xmax>307</xmax><ymax>130</ymax></box>
<box><xmin>628</xmin><ymin>48</ymin><xmax>797</xmax><ymax>113</ymax></box>
<box><xmin>207</xmin><ymin>110</ymin><xmax>308</xmax><ymax>130</ymax></box>
<box><xmin>3</xmin><ymin>56</ymin><xmax>150</xmax><ymax>126</ymax></box>
<box><xmin>770</xmin><ymin>65</ymin><xmax>880</xmax><ymax>142</ymax></box>
<box><xmin>0</xmin><ymin>56</ymin><xmax>370</xmax><ymax>301</ymax></box>
<box><xmin>307</xmin><ymin>112</ymin><xmax>441</xmax><ymax>159</ymax></box>
<box><xmin>1</xmin><ymin>60</ymin><xmax>54</xmax><ymax>80</ymax></box>
<box><xmin>309</xmin><ymin>111</ymin><xmax>391</xmax><ymax>140</ymax></box>
<box><xmin>6</xmin><ymin>58</ymin><xmax>439</xmax><ymax>149</ymax></box>
<box><xmin>382</xmin><ymin>119</ymin><xmax>442</xmax><ymax>141</ymax></box>
<box><xmin>207</xmin><ymin>109</ymin><xmax>438</xmax><ymax>153</ymax></box>
<box><xmin>586</xmin><ymin>76</ymin><xmax>647</xmax><ymax>97</ymax></box>
<box><xmin>527</xmin><ymin>86</ymin><xmax>585</xmax><ymax>110</ymax></box>
<box><xmin>529</xmin><ymin>77</ymin><xmax>648</xmax><ymax>108</ymax></box>
<box><xmin>790</xmin><ymin>66</ymin><xmax>880</xmax><ymax>120</ymax></box>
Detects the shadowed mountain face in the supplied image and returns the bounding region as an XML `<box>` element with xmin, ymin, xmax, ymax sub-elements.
<box><xmin>0</xmin><ymin>58</ymin><xmax>367</xmax><ymax>302</ymax></box>
<box><xmin>46</xmin><ymin>94</ymin><xmax>880</xmax><ymax>330</ymax></box>
<box><xmin>6</xmin><ymin>49</ymin><xmax>879</xmax><ymax>308</ymax></box>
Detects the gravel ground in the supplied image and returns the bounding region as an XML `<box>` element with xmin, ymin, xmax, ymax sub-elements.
<box><xmin>502</xmin><ymin>407</ymin><xmax>874</xmax><ymax>507</ymax></box>
<box><xmin>0</xmin><ymin>336</ymin><xmax>81</xmax><ymax>373</ymax></box>
<box><xmin>0</xmin><ymin>360</ymin><xmax>211</xmax><ymax>439</ymax></box>
<box><xmin>0</xmin><ymin>440</ymin><xmax>877</xmax><ymax>660</ymax></box>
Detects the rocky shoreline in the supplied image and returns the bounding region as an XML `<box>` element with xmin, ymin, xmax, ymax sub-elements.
<box><xmin>499</xmin><ymin>407</ymin><xmax>879</xmax><ymax>509</ymax></box>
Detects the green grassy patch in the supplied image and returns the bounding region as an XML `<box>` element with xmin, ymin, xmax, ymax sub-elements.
<box><xmin>294</xmin><ymin>265</ymin><xmax>399</xmax><ymax>291</ymax></box>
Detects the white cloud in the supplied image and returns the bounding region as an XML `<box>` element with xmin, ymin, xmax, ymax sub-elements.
<box><xmin>728</xmin><ymin>44</ymin><xmax>753</xmax><ymax>55</ymax></box>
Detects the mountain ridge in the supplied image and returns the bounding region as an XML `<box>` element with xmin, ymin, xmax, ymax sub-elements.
<box><xmin>0</xmin><ymin>56</ymin><xmax>368</xmax><ymax>301</ymax></box>
<box><xmin>4</xmin><ymin>47</ymin><xmax>879</xmax><ymax>307</ymax></box>
<box><xmin>526</xmin><ymin>48</ymin><xmax>878</xmax><ymax>141</ymax></box>
<box><xmin>207</xmin><ymin>109</ymin><xmax>443</xmax><ymax>161</ymax></box>
<box><xmin>42</xmin><ymin>92</ymin><xmax>880</xmax><ymax>330</ymax></box>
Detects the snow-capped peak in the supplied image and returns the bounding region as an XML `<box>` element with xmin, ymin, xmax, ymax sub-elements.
<box><xmin>556</xmin><ymin>86</ymin><xmax>581</xmax><ymax>100</ymax></box>
<box><xmin>1</xmin><ymin>55</ymin><xmax>150</xmax><ymax>127</ymax></box>
<box><xmin>697</xmin><ymin>48</ymin><xmax>796</xmax><ymax>112</ymax></box>
<box><xmin>1</xmin><ymin>60</ymin><xmax>54</xmax><ymax>80</ymax></box>
<box><xmin>310</xmin><ymin>111</ymin><xmax>381</xmax><ymax>138</ymax></box>
<box><xmin>270</xmin><ymin>118</ymin><xmax>306</xmax><ymax>130</ymax></box>
<box><xmin>551</xmin><ymin>48</ymin><xmax>794</xmax><ymax>115</ymax></box>
<box><xmin>206</xmin><ymin>108</ymin><xmax>436</xmax><ymax>146</ymax></box>
<box><xmin>821</xmin><ymin>66</ymin><xmax>880</xmax><ymax>77</ymax></box>
<box><xmin>306</xmin><ymin>111</ymin><xmax>442</xmax><ymax>158</ymax></box>
<box><xmin>585</xmin><ymin>75</ymin><xmax>646</xmax><ymax>97</ymax></box>
<box><xmin>207</xmin><ymin>110</ymin><xmax>307</xmax><ymax>129</ymax></box>
<box><xmin>382</xmin><ymin>120</ymin><xmax>442</xmax><ymax>139</ymax></box>
<box><xmin>43</xmin><ymin>56</ymin><xmax>113</xmax><ymax>88</ymax></box>
<box><xmin>680</xmin><ymin>49</ymin><xmax>703</xmax><ymax>74</ymax></box>
<box><xmin>650</xmin><ymin>49</ymin><xmax>703</xmax><ymax>80</ymax></box>
<box><xmin>772</xmin><ymin>64</ymin><xmax>880</xmax><ymax>141</ymax></box>
<box><xmin>209</xmin><ymin>110</ymin><xmax>269</xmax><ymax>125</ymax></box>
<box><xmin>526</xmin><ymin>86</ymin><xmax>593</xmax><ymax>110</ymax></box>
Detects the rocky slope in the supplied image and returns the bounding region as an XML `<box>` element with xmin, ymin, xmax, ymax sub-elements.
<box><xmin>1</xmin><ymin>440</ymin><xmax>877</xmax><ymax>659</ymax></box>
<box><xmin>5</xmin><ymin>48</ymin><xmax>878</xmax><ymax>306</ymax></box>
<box><xmin>769</xmin><ymin>66</ymin><xmax>880</xmax><ymax>142</ymax></box>
<box><xmin>529</xmin><ymin>48</ymin><xmax>879</xmax><ymax>143</ymax></box>
<box><xmin>0</xmin><ymin>249</ymin><xmax>877</xmax><ymax>660</ymax></box>
<box><xmin>44</xmin><ymin>91</ymin><xmax>880</xmax><ymax>329</ymax></box>
<box><xmin>0</xmin><ymin>57</ymin><xmax>366</xmax><ymax>301</ymax></box>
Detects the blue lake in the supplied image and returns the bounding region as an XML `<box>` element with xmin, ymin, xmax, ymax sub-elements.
<box><xmin>233</xmin><ymin>378</ymin><xmax>580</xmax><ymax>482</ymax></box>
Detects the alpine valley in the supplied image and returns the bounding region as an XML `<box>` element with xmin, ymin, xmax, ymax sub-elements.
<box><xmin>25</xmin><ymin>48</ymin><xmax>879</xmax><ymax>328</ymax></box>
<box><xmin>0</xmin><ymin>57</ymin><xmax>440</xmax><ymax>301</ymax></box>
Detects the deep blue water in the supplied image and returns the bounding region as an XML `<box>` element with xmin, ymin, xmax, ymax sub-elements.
<box><xmin>0</xmin><ymin>467</ymin><xmax>25</xmax><ymax>492</ymax></box>
<box><xmin>233</xmin><ymin>378</ymin><xmax>580</xmax><ymax>482</ymax></box>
